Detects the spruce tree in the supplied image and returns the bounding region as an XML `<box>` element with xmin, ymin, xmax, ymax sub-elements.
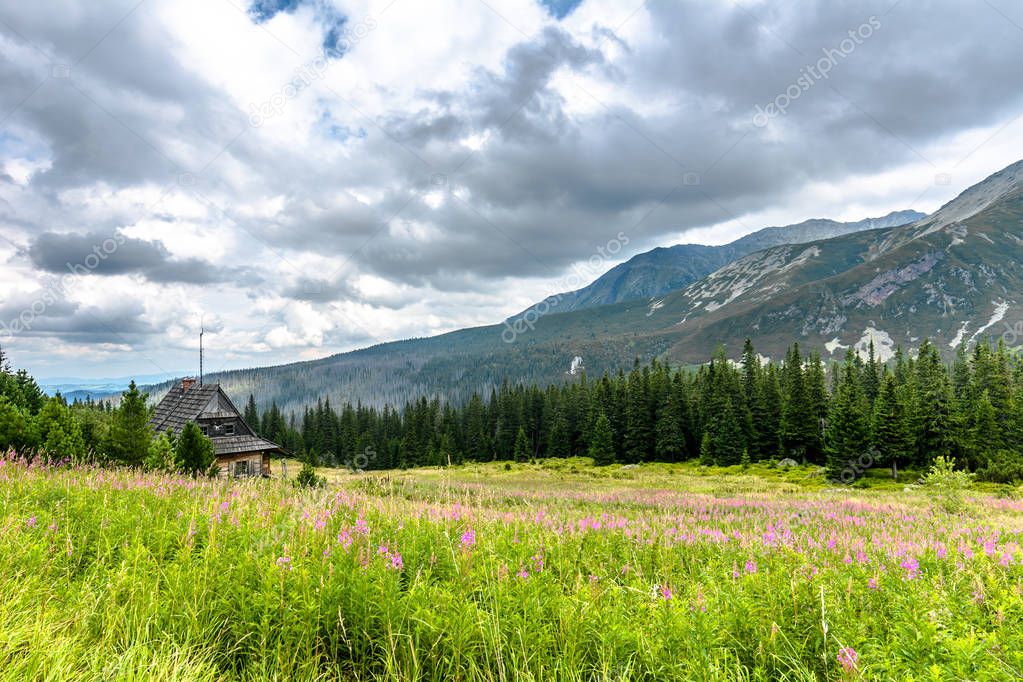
<box><xmin>176</xmin><ymin>422</ymin><xmax>216</xmax><ymax>476</ymax></box>
<box><xmin>107</xmin><ymin>381</ymin><xmax>152</xmax><ymax>466</ymax></box>
<box><xmin>513</xmin><ymin>426</ymin><xmax>531</xmax><ymax>463</ymax></box>
<box><xmin>872</xmin><ymin>373</ymin><xmax>912</xmax><ymax>479</ymax></box>
<box><xmin>589</xmin><ymin>412</ymin><xmax>616</xmax><ymax>465</ymax></box>
<box><xmin>623</xmin><ymin>369</ymin><xmax>653</xmax><ymax>463</ymax></box>
<box><xmin>654</xmin><ymin>388</ymin><xmax>685</xmax><ymax>462</ymax></box>
<box><xmin>825</xmin><ymin>351</ymin><xmax>872</xmax><ymax>482</ymax></box>
<box><xmin>244</xmin><ymin>394</ymin><xmax>260</xmax><ymax>433</ymax></box>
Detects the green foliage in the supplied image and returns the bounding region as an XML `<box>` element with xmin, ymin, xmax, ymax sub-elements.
<box><xmin>588</xmin><ymin>412</ymin><xmax>615</xmax><ymax>465</ymax></box>
<box><xmin>145</xmin><ymin>432</ymin><xmax>177</xmax><ymax>472</ymax></box>
<box><xmin>825</xmin><ymin>351</ymin><xmax>872</xmax><ymax>482</ymax></box>
<box><xmin>0</xmin><ymin>398</ymin><xmax>32</xmax><ymax>452</ymax></box>
<box><xmin>513</xmin><ymin>426</ymin><xmax>530</xmax><ymax>463</ymax></box>
<box><xmin>922</xmin><ymin>456</ymin><xmax>974</xmax><ymax>514</ymax></box>
<box><xmin>175</xmin><ymin>422</ymin><xmax>216</xmax><ymax>476</ymax></box>
<box><xmin>105</xmin><ymin>381</ymin><xmax>152</xmax><ymax>466</ymax></box>
<box><xmin>33</xmin><ymin>398</ymin><xmax>87</xmax><ymax>460</ymax></box>
<box><xmin>295</xmin><ymin>460</ymin><xmax>325</xmax><ymax>488</ymax></box>
<box><xmin>976</xmin><ymin>449</ymin><xmax>1023</xmax><ymax>484</ymax></box>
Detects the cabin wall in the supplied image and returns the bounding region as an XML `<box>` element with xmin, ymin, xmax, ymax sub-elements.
<box><xmin>217</xmin><ymin>452</ymin><xmax>270</xmax><ymax>478</ymax></box>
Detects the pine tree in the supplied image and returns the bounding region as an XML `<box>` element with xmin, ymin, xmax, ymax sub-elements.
<box><xmin>968</xmin><ymin>390</ymin><xmax>1000</xmax><ymax>470</ymax></box>
<box><xmin>244</xmin><ymin>394</ymin><xmax>260</xmax><ymax>433</ymax></box>
<box><xmin>654</xmin><ymin>387</ymin><xmax>685</xmax><ymax>462</ymax></box>
<box><xmin>623</xmin><ymin>368</ymin><xmax>653</xmax><ymax>463</ymax></box>
<box><xmin>780</xmin><ymin>344</ymin><xmax>810</xmax><ymax>461</ymax></box>
<box><xmin>589</xmin><ymin>411</ymin><xmax>616</xmax><ymax>465</ymax></box>
<box><xmin>872</xmin><ymin>373</ymin><xmax>912</xmax><ymax>479</ymax></box>
<box><xmin>825</xmin><ymin>351</ymin><xmax>872</xmax><ymax>482</ymax></box>
<box><xmin>106</xmin><ymin>381</ymin><xmax>152</xmax><ymax>466</ymax></box>
<box><xmin>547</xmin><ymin>407</ymin><xmax>569</xmax><ymax>458</ymax></box>
<box><xmin>513</xmin><ymin>426</ymin><xmax>530</xmax><ymax>463</ymax></box>
<box><xmin>176</xmin><ymin>422</ymin><xmax>216</xmax><ymax>476</ymax></box>
<box><xmin>912</xmin><ymin>340</ymin><xmax>956</xmax><ymax>467</ymax></box>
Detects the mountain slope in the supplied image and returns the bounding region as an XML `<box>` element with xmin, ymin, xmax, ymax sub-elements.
<box><xmin>145</xmin><ymin>162</ymin><xmax>1022</xmax><ymax>414</ymax></box>
<box><xmin>515</xmin><ymin>210</ymin><xmax>923</xmax><ymax>316</ymax></box>
<box><xmin>653</xmin><ymin>160</ymin><xmax>1023</xmax><ymax>362</ymax></box>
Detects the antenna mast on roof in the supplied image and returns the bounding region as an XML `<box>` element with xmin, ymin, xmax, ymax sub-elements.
<box><xmin>199</xmin><ymin>315</ymin><xmax>204</xmax><ymax>386</ymax></box>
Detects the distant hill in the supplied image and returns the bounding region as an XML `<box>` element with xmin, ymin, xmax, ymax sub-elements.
<box><xmin>510</xmin><ymin>210</ymin><xmax>924</xmax><ymax>317</ymax></box>
<box><xmin>143</xmin><ymin>162</ymin><xmax>1022</xmax><ymax>416</ymax></box>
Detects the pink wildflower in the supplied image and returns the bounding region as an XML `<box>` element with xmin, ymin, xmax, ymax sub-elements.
<box><xmin>460</xmin><ymin>528</ymin><xmax>476</xmax><ymax>549</ymax></box>
<box><xmin>659</xmin><ymin>584</ymin><xmax>673</xmax><ymax>600</ymax></box>
<box><xmin>837</xmin><ymin>647</ymin><xmax>858</xmax><ymax>673</ymax></box>
<box><xmin>276</xmin><ymin>556</ymin><xmax>292</xmax><ymax>570</ymax></box>
<box><xmin>900</xmin><ymin>557</ymin><xmax>920</xmax><ymax>580</ymax></box>
<box><xmin>745</xmin><ymin>560</ymin><xmax>758</xmax><ymax>574</ymax></box>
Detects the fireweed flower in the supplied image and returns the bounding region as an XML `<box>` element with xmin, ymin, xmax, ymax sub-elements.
<box><xmin>460</xmin><ymin>528</ymin><xmax>476</xmax><ymax>549</ymax></box>
<box><xmin>837</xmin><ymin>647</ymin><xmax>858</xmax><ymax>673</ymax></box>
<box><xmin>868</xmin><ymin>577</ymin><xmax>879</xmax><ymax>590</ymax></box>
<box><xmin>659</xmin><ymin>584</ymin><xmax>674</xmax><ymax>600</ymax></box>
<box><xmin>745</xmin><ymin>560</ymin><xmax>758</xmax><ymax>574</ymax></box>
<box><xmin>276</xmin><ymin>556</ymin><xmax>292</xmax><ymax>570</ymax></box>
<box><xmin>900</xmin><ymin>557</ymin><xmax>920</xmax><ymax>580</ymax></box>
<box><xmin>26</xmin><ymin>516</ymin><xmax>37</xmax><ymax>529</ymax></box>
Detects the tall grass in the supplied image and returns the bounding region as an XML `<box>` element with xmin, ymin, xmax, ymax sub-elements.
<box><xmin>2</xmin><ymin>455</ymin><xmax>1021</xmax><ymax>680</ymax></box>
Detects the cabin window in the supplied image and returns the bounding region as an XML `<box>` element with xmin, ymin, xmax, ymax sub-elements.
<box><xmin>234</xmin><ymin>461</ymin><xmax>249</xmax><ymax>477</ymax></box>
<box><xmin>225</xmin><ymin>424</ymin><xmax>235</xmax><ymax>436</ymax></box>
<box><xmin>200</xmin><ymin>426</ymin><xmax>208</xmax><ymax>436</ymax></box>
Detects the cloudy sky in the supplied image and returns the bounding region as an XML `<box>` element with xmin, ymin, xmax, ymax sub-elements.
<box><xmin>2</xmin><ymin>0</ymin><xmax>1023</xmax><ymax>380</ymax></box>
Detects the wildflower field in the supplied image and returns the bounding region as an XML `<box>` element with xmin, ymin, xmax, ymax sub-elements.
<box><xmin>2</xmin><ymin>456</ymin><xmax>1022</xmax><ymax>681</ymax></box>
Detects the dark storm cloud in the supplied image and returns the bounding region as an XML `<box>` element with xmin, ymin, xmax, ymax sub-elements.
<box><xmin>0</xmin><ymin>3</ymin><xmax>245</xmax><ymax>190</ymax></box>
<box><xmin>316</xmin><ymin>0</ymin><xmax>1023</xmax><ymax>286</ymax></box>
<box><xmin>0</xmin><ymin>292</ymin><xmax>155</xmax><ymax>343</ymax></box>
<box><xmin>3</xmin><ymin>0</ymin><xmax>1023</xmax><ymax>350</ymax></box>
<box><xmin>27</xmin><ymin>231</ymin><xmax>231</xmax><ymax>284</ymax></box>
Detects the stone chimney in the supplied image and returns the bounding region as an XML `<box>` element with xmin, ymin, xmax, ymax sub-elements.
<box><xmin>181</xmin><ymin>377</ymin><xmax>195</xmax><ymax>392</ymax></box>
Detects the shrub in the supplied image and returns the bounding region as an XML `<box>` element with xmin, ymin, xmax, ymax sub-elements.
<box><xmin>922</xmin><ymin>456</ymin><xmax>974</xmax><ymax>514</ymax></box>
<box><xmin>295</xmin><ymin>461</ymin><xmax>325</xmax><ymax>488</ymax></box>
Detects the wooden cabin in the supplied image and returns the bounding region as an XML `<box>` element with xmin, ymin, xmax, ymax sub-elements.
<box><xmin>149</xmin><ymin>378</ymin><xmax>283</xmax><ymax>478</ymax></box>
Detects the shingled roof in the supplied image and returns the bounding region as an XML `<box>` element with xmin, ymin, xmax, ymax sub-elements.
<box><xmin>149</xmin><ymin>380</ymin><xmax>284</xmax><ymax>457</ymax></box>
<box><xmin>150</xmin><ymin>382</ymin><xmax>220</xmax><ymax>434</ymax></box>
<box><xmin>211</xmin><ymin>434</ymin><xmax>284</xmax><ymax>457</ymax></box>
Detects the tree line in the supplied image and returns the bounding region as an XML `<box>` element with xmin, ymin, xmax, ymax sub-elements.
<box><xmin>5</xmin><ymin>338</ymin><xmax>1023</xmax><ymax>484</ymax></box>
<box><xmin>244</xmin><ymin>338</ymin><xmax>1023</xmax><ymax>483</ymax></box>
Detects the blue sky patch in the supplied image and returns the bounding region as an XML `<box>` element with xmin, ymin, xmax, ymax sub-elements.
<box><xmin>538</xmin><ymin>0</ymin><xmax>584</xmax><ymax>20</ymax></box>
<box><xmin>248</xmin><ymin>0</ymin><xmax>301</xmax><ymax>23</ymax></box>
<box><xmin>248</xmin><ymin>0</ymin><xmax>347</xmax><ymax>56</ymax></box>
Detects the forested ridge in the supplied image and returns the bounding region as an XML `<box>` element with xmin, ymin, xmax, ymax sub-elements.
<box><xmin>250</xmin><ymin>338</ymin><xmax>1023</xmax><ymax>483</ymax></box>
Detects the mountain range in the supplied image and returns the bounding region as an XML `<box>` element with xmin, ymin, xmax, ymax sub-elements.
<box><xmin>513</xmin><ymin>210</ymin><xmax>924</xmax><ymax>316</ymax></box>
<box><xmin>140</xmin><ymin>160</ymin><xmax>1023</xmax><ymax>415</ymax></box>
